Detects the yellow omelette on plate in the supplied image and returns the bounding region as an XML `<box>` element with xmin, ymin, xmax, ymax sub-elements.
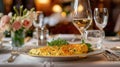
<box><xmin>29</xmin><ymin>44</ymin><xmax>88</xmax><ymax>56</ymax></box>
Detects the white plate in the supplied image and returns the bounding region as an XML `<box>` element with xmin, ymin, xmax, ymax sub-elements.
<box><xmin>105</xmin><ymin>37</ymin><xmax>120</xmax><ymax>41</ymax></box>
<box><xmin>23</xmin><ymin>49</ymin><xmax>104</xmax><ymax>61</ymax></box>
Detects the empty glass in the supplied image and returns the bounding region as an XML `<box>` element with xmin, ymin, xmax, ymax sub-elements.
<box><xmin>33</xmin><ymin>11</ymin><xmax>43</xmax><ymax>39</ymax></box>
<box><xmin>94</xmin><ymin>8</ymin><xmax>108</xmax><ymax>30</ymax></box>
<box><xmin>33</xmin><ymin>11</ymin><xmax>49</xmax><ymax>46</ymax></box>
<box><xmin>85</xmin><ymin>30</ymin><xmax>104</xmax><ymax>50</ymax></box>
<box><xmin>94</xmin><ymin>8</ymin><xmax>108</xmax><ymax>38</ymax></box>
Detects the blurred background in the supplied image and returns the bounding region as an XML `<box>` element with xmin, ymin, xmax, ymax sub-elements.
<box><xmin>0</xmin><ymin>0</ymin><xmax>120</xmax><ymax>36</ymax></box>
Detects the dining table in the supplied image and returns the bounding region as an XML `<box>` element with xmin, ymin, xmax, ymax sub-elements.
<box><xmin>0</xmin><ymin>34</ymin><xmax>120</xmax><ymax>67</ymax></box>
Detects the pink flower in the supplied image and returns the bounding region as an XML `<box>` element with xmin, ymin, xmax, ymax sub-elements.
<box><xmin>12</xmin><ymin>21</ymin><xmax>22</xmax><ymax>31</ymax></box>
<box><xmin>22</xmin><ymin>19</ymin><xmax>32</xmax><ymax>29</ymax></box>
<box><xmin>1</xmin><ymin>15</ymin><xmax>10</xmax><ymax>25</ymax></box>
<box><xmin>0</xmin><ymin>15</ymin><xmax>10</xmax><ymax>32</ymax></box>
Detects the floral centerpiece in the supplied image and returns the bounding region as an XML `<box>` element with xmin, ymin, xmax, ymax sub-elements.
<box><xmin>0</xmin><ymin>6</ymin><xmax>36</xmax><ymax>48</ymax></box>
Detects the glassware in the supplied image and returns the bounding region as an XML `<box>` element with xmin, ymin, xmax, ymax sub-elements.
<box><xmin>33</xmin><ymin>11</ymin><xmax>49</xmax><ymax>46</ymax></box>
<box><xmin>11</xmin><ymin>29</ymin><xmax>25</xmax><ymax>51</ymax></box>
<box><xmin>94</xmin><ymin>8</ymin><xmax>108</xmax><ymax>38</ymax></box>
<box><xmin>85</xmin><ymin>30</ymin><xmax>104</xmax><ymax>49</ymax></box>
<box><xmin>33</xmin><ymin>11</ymin><xmax>42</xmax><ymax>39</ymax></box>
<box><xmin>72</xmin><ymin>0</ymin><xmax>92</xmax><ymax>41</ymax></box>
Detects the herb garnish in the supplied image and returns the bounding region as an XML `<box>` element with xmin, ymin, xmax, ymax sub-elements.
<box><xmin>47</xmin><ymin>38</ymin><xmax>69</xmax><ymax>46</ymax></box>
<box><xmin>82</xmin><ymin>40</ymin><xmax>93</xmax><ymax>52</ymax></box>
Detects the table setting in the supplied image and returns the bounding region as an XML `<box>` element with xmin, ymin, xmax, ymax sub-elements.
<box><xmin>0</xmin><ymin>0</ymin><xmax>120</xmax><ymax>67</ymax></box>
<box><xmin>0</xmin><ymin>34</ymin><xmax>120</xmax><ymax>67</ymax></box>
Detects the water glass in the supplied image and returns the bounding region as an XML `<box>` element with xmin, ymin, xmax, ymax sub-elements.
<box><xmin>85</xmin><ymin>30</ymin><xmax>104</xmax><ymax>50</ymax></box>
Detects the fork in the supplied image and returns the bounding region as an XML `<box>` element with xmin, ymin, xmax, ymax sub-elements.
<box><xmin>7</xmin><ymin>51</ymin><xmax>19</xmax><ymax>63</ymax></box>
<box><xmin>103</xmin><ymin>49</ymin><xmax>120</xmax><ymax>61</ymax></box>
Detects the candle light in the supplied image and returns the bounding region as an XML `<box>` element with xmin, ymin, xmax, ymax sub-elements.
<box><xmin>37</xmin><ymin>0</ymin><xmax>50</xmax><ymax>4</ymax></box>
<box><xmin>52</xmin><ymin>4</ymin><xmax>62</xmax><ymax>13</ymax></box>
<box><xmin>78</xmin><ymin>5</ymin><xmax>84</xmax><ymax>12</ymax></box>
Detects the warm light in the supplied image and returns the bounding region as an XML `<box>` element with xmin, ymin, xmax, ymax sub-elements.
<box><xmin>61</xmin><ymin>12</ymin><xmax>66</xmax><ymax>17</ymax></box>
<box><xmin>52</xmin><ymin>4</ymin><xmax>62</xmax><ymax>13</ymax></box>
<box><xmin>78</xmin><ymin>5</ymin><xmax>84</xmax><ymax>12</ymax></box>
<box><xmin>37</xmin><ymin>0</ymin><xmax>50</xmax><ymax>4</ymax></box>
<box><xmin>3</xmin><ymin>0</ymin><xmax>13</xmax><ymax>5</ymax></box>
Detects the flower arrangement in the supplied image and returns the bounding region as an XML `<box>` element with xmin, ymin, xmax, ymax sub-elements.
<box><xmin>0</xmin><ymin>5</ymin><xmax>37</xmax><ymax>47</ymax></box>
<box><xmin>0</xmin><ymin>5</ymin><xmax>36</xmax><ymax>32</ymax></box>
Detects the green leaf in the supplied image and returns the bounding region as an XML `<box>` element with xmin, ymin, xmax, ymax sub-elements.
<box><xmin>47</xmin><ymin>38</ymin><xmax>69</xmax><ymax>46</ymax></box>
<box><xmin>30</xmin><ymin>8</ymin><xmax>35</xmax><ymax>11</ymax></box>
<box><xmin>82</xmin><ymin>40</ymin><xmax>85</xmax><ymax>43</ymax></box>
<box><xmin>81</xmin><ymin>40</ymin><xmax>93</xmax><ymax>52</ymax></box>
<box><xmin>13</xmin><ymin>6</ymin><xmax>19</xmax><ymax>16</ymax></box>
<box><xmin>23</xmin><ymin>9</ymin><xmax>28</xmax><ymax>15</ymax></box>
<box><xmin>85</xmin><ymin>43</ymin><xmax>93</xmax><ymax>52</ymax></box>
<box><xmin>20</xmin><ymin>5</ymin><xmax>23</xmax><ymax>16</ymax></box>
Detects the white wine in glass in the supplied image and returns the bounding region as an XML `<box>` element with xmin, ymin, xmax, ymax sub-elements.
<box><xmin>72</xmin><ymin>0</ymin><xmax>92</xmax><ymax>41</ymax></box>
<box><xmin>73</xmin><ymin>18</ymin><xmax>92</xmax><ymax>32</ymax></box>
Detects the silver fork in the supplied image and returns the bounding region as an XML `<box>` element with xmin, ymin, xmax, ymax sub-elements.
<box><xmin>7</xmin><ymin>51</ymin><xmax>19</xmax><ymax>63</ymax></box>
<box><xmin>103</xmin><ymin>49</ymin><xmax>120</xmax><ymax>61</ymax></box>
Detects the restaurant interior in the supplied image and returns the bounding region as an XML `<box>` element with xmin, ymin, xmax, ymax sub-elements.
<box><xmin>0</xmin><ymin>0</ymin><xmax>120</xmax><ymax>67</ymax></box>
<box><xmin>1</xmin><ymin>0</ymin><xmax>120</xmax><ymax>36</ymax></box>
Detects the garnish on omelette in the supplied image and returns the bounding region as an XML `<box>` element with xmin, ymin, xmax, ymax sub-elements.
<box><xmin>29</xmin><ymin>38</ymin><xmax>92</xmax><ymax>56</ymax></box>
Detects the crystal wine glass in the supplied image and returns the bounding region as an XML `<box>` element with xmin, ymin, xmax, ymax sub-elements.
<box><xmin>94</xmin><ymin>8</ymin><xmax>108</xmax><ymax>38</ymax></box>
<box><xmin>33</xmin><ymin>11</ymin><xmax>48</xmax><ymax>46</ymax></box>
<box><xmin>33</xmin><ymin>11</ymin><xmax>43</xmax><ymax>44</ymax></box>
<box><xmin>72</xmin><ymin>0</ymin><xmax>92</xmax><ymax>41</ymax></box>
<box><xmin>33</xmin><ymin>11</ymin><xmax>44</xmax><ymax>33</ymax></box>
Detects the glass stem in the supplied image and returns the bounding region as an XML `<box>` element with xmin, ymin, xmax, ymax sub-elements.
<box><xmin>100</xmin><ymin>28</ymin><xmax>105</xmax><ymax>48</ymax></box>
<box><xmin>0</xmin><ymin>41</ymin><xmax>2</xmax><ymax>47</ymax></box>
<box><xmin>79</xmin><ymin>29</ymin><xmax>85</xmax><ymax>42</ymax></box>
<box><xmin>100</xmin><ymin>28</ymin><xmax>105</xmax><ymax>39</ymax></box>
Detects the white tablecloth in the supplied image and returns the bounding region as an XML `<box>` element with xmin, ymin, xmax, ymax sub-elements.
<box><xmin>0</xmin><ymin>36</ymin><xmax>120</xmax><ymax>67</ymax></box>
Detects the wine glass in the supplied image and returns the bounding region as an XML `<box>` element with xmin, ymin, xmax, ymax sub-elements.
<box><xmin>94</xmin><ymin>8</ymin><xmax>108</xmax><ymax>38</ymax></box>
<box><xmin>33</xmin><ymin>11</ymin><xmax>42</xmax><ymax>37</ymax></box>
<box><xmin>33</xmin><ymin>11</ymin><xmax>48</xmax><ymax>46</ymax></box>
<box><xmin>72</xmin><ymin>0</ymin><xmax>92</xmax><ymax>41</ymax></box>
<box><xmin>33</xmin><ymin>11</ymin><xmax>44</xmax><ymax>28</ymax></box>
<box><xmin>33</xmin><ymin>11</ymin><xmax>43</xmax><ymax>45</ymax></box>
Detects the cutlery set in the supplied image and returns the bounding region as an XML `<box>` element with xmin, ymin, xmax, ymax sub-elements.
<box><xmin>103</xmin><ymin>48</ymin><xmax>120</xmax><ymax>61</ymax></box>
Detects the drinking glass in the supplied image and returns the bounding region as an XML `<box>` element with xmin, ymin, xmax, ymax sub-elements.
<box><xmin>33</xmin><ymin>11</ymin><xmax>49</xmax><ymax>46</ymax></box>
<box><xmin>33</xmin><ymin>11</ymin><xmax>43</xmax><ymax>46</ymax></box>
<box><xmin>94</xmin><ymin>8</ymin><xmax>108</xmax><ymax>38</ymax></box>
<box><xmin>85</xmin><ymin>30</ymin><xmax>104</xmax><ymax>49</ymax></box>
<box><xmin>72</xmin><ymin>0</ymin><xmax>92</xmax><ymax>41</ymax></box>
<box><xmin>33</xmin><ymin>11</ymin><xmax>43</xmax><ymax>39</ymax></box>
<box><xmin>33</xmin><ymin>11</ymin><xmax>44</xmax><ymax>28</ymax></box>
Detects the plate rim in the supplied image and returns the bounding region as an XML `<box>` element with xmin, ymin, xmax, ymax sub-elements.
<box><xmin>105</xmin><ymin>36</ymin><xmax>120</xmax><ymax>41</ymax></box>
<box><xmin>23</xmin><ymin>49</ymin><xmax>104</xmax><ymax>58</ymax></box>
